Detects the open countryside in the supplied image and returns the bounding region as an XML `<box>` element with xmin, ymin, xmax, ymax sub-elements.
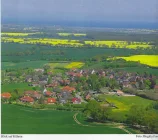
<box><xmin>2</xmin><ymin>104</ymin><xmax>131</xmax><ymax>134</ymax></box>
<box><xmin>1</xmin><ymin>24</ymin><xmax>158</xmax><ymax>134</ymax></box>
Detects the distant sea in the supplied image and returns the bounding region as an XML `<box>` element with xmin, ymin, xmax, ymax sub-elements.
<box><xmin>2</xmin><ymin>19</ymin><xmax>158</xmax><ymax>29</ymax></box>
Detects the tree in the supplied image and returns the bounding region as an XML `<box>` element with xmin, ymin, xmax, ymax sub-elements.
<box><xmin>38</xmin><ymin>95</ymin><xmax>45</xmax><ymax>104</ymax></box>
<box><xmin>149</xmin><ymin>79</ymin><xmax>156</xmax><ymax>89</ymax></box>
<box><xmin>138</xmin><ymin>81</ymin><xmax>145</xmax><ymax>90</ymax></box>
<box><xmin>47</xmin><ymin>76</ymin><xmax>52</xmax><ymax>84</ymax></box>
<box><xmin>144</xmin><ymin>79</ymin><xmax>151</xmax><ymax>89</ymax></box>
<box><xmin>143</xmin><ymin>111</ymin><xmax>158</xmax><ymax>133</ymax></box>
<box><xmin>126</xmin><ymin>105</ymin><xmax>146</xmax><ymax>126</ymax></box>
<box><xmin>84</xmin><ymin>100</ymin><xmax>111</xmax><ymax>122</ymax></box>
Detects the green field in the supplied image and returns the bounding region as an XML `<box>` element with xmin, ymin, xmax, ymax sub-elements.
<box><xmin>2</xmin><ymin>43</ymin><xmax>146</xmax><ymax>62</ymax></box>
<box><xmin>1</xmin><ymin>104</ymin><xmax>129</xmax><ymax>134</ymax></box>
<box><xmin>114</xmin><ymin>67</ymin><xmax>158</xmax><ymax>76</ymax></box>
<box><xmin>1</xmin><ymin>83</ymin><xmax>34</xmax><ymax>93</ymax></box>
<box><xmin>98</xmin><ymin>95</ymin><xmax>155</xmax><ymax>122</ymax></box>
<box><xmin>1</xmin><ymin>61</ymin><xmax>48</xmax><ymax>70</ymax></box>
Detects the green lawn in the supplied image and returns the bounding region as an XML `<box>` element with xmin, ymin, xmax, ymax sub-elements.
<box><xmin>1</xmin><ymin>104</ymin><xmax>128</xmax><ymax>134</ymax></box>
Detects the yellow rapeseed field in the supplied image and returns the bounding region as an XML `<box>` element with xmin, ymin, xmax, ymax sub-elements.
<box><xmin>65</xmin><ymin>62</ymin><xmax>85</xmax><ymax>69</ymax></box>
<box><xmin>111</xmin><ymin>55</ymin><xmax>158</xmax><ymax>67</ymax></box>
<box><xmin>84</xmin><ymin>41</ymin><xmax>152</xmax><ymax>49</ymax></box>
<box><xmin>1</xmin><ymin>36</ymin><xmax>153</xmax><ymax>49</ymax></box>
<box><xmin>73</xmin><ymin>33</ymin><xmax>86</xmax><ymax>36</ymax></box>
<box><xmin>1</xmin><ymin>37</ymin><xmax>83</xmax><ymax>47</ymax></box>
<box><xmin>57</xmin><ymin>33</ymin><xmax>86</xmax><ymax>37</ymax></box>
<box><xmin>1</xmin><ymin>32</ymin><xmax>37</xmax><ymax>36</ymax></box>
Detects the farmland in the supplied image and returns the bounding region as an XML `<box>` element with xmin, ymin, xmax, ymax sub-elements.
<box><xmin>85</xmin><ymin>41</ymin><xmax>153</xmax><ymax>49</ymax></box>
<box><xmin>1</xmin><ymin>104</ymin><xmax>129</xmax><ymax>134</ymax></box>
<box><xmin>3</xmin><ymin>43</ymin><xmax>145</xmax><ymax>62</ymax></box>
<box><xmin>65</xmin><ymin>62</ymin><xmax>85</xmax><ymax>69</ymax></box>
<box><xmin>1</xmin><ymin>61</ymin><xmax>48</xmax><ymax>70</ymax></box>
<box><xmin>110</xmin><ymin>55</ymin><xmax>158</xmax><ymax>67</ymax></box>
<box><xmin>1</xmin><ymin>35</ymin><xmax>154</xmax><ymax>49</ymax></box>
<box><xmin>1</xmin><ymin>83</ymin><xmax>34</xmax><ymax>93</ymax></box>
<box><xmin>1</xmin><ymin>25</ymin><xmax>158</xmax><ymax>134</ymax></box>
<box><xmin>1</xmin><ymin>32</ymin><xmax>41</xmax><ymax>36</ymax></box>
<box><xmin>98</xmin><ymin>95</ymin><xmax>156</xmax><ymax>122</ymax></box>
<box><xmin>57</xmin><ymin>33</ymin><xmax>86</xmax><ymax>37</ymax></box>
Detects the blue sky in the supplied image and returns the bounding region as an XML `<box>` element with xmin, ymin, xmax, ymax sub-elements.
<box><xmin>2</xmin><ymin>0</ymin><xmax>158</xmax><ymax>23</ymax></box>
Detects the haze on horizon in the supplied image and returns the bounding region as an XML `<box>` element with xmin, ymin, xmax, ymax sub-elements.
<box><xmin>2</xmin><ymin>0</ymin><xmax>158</xmax><ymax>27</ymax></box>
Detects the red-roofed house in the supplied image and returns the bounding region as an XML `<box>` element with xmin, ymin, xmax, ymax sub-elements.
<box><xmin>72</xmin><ymin>98</ymin><xmax>81</xmax><ymax>104</ymax></box>
<box><xmin>1</xmin><ymin>92</ymin><xmax>11</xmax><ymax>99</ymax></box>
<box><xmin>62</xmin><ymin>86</ymin><xmax>76</xmax><ymax>93</ymax></box>
<box><xmin>44</xmin><ymin>91</ymin><xmax>52</xmax><ymax>96</ymax></box>
<box><xmin>24</xmin><ymin>90</ymin><xmax>41</xmax><ymax>99</ymax></box>
<box><xmin>20</xmin><ymin>96</ymin><xmax>34</xmax><ymax>103</ymax></box>
<box><xmin>47</xmin><ymin>98</ymin><xmax>56</xmax><ymax>104</ymax></box>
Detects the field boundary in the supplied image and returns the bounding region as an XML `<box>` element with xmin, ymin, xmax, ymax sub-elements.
<box><xmin>73</xmin><ymin>113</ymin><xmax>89</xmax><ymax>127</ymax></box>
<box><xmin>73</xmin><ymin>113</ymin><xmax>132</xmax><ymax>134</ymax></box>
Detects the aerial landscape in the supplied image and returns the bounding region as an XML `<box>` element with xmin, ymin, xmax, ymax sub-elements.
<box><xmin>1</xmin><ymin>0</ymin><xmax>158</xmax><ymax>135</ymax></box>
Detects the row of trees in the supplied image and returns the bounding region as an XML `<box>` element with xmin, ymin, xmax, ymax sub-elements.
<box><xmin>83</xmin><ymin>100</ymin><xmax>158</xmax><ymax>133</ymax></box>
<box><xmin>126</xmin><ymin>105</ymin><xmax>158</xmax><ymax>133</ymax></box>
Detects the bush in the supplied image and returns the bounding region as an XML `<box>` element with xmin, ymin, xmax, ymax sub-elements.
<box><xmin>123</xmin><ymin>87</ymin><xmax>137</xmax><ymax>95</ymax></box>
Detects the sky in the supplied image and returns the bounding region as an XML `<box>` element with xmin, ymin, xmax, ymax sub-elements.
<box><xmin>2</xmin><ymin>0</ymin><xmax>158</xmax><ymax>25</ymax></box>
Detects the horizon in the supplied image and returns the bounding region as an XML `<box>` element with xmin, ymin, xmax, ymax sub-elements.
<box><xmin>2</xmin><ymin>0</ymin><xmax>158</xmax><ymax>29</ymax></box>
<box><xmin>2</xmin><ymin>20</ymin><xmax>158</xmax><ymax>29</ymax></box>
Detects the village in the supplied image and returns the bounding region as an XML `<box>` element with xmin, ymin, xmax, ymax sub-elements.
<box><xmin>1</xmin><ymin>66</ymin><xmax>157</xmax><ymax>105</ymax></box>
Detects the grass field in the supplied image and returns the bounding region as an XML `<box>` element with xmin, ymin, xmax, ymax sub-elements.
<box><xmin>1</xmin><ymin>61</ymin><xmax>48</xmax><ymax>70</ymax></box>
<box><xmin>1</xmin><ymin>104</ymin><xmax>129</xmax><ymax>134</ymax></box>
<box><xmin>113</xmin><ymin>67</ymin><xmax>158</xmax><ymax>76</ymax></box>
<box><xmin>98</xmin><ymin>95</ymin><xmax>155</xmax><ymax>121</ymax></box>
<box><xmin>1</xmin><ymin>43</ymin><xmax>148</xmax><ymax>62</ymax></box>
<box><xmin>1</xmin><ymin>83</ymin><xmax>34</xmax><ymax>93</ymax></box>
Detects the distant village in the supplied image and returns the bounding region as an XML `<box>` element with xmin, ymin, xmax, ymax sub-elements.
<box><xmin>1</xmin><ymin>67</ymin><xmax>158</xmax><ymax>105</ymax></box>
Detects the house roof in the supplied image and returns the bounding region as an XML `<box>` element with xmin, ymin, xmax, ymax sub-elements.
<box><xmin>72</xmin><ymin>98</ymin><xmax>81</xmax><ymax>102</ymax></box>
<box><xmin>44</xmin><ymin>91</ymin><xmax>52</xmax><ymax>96</ymax></box>
<box><xmin>20</xmin><ymin>96</ymin><xmax>34</xmax><ymax>102</ymax></box>
<box><xmin>62</xmin><ymin>86</ymin><xmax>76</xmax><ymax>92</ymax></box>
<box><xmin>47</xmin><ymin>98</ymin><xmax>56</xmax><ymax>103</ymax></box>
<box><xmin>1</xmin><ymin>92</ymin><xmax>11</xmax><ymax>99</ymax></box>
